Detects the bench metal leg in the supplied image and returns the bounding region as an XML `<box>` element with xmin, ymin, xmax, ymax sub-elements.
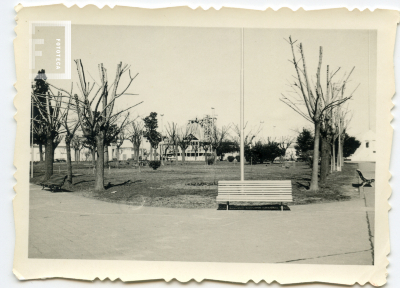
<box><xmin>227</xmin><ymin>201</ymin><xmax>229</xmax><ymax>211</ymax></box>
<box><xmin>281</xmin><ymin>202</ymin><xmax>283</xmax><ymax>211</ymax></box>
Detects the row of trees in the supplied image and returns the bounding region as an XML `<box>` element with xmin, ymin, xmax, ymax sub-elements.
<box><xmin>31</xmin><ymin>63</ymin><xmax>242</xmax><ymax>192</ymax></box>
<box><xmin>31</xmin><ymin>60</ymin><xmax>142</xmax><ymax>191</ymax></box>
<box><xmin>281</xmin><ymin>36</ymin><xmax>360</xmax><ymax>191</ymax></box>
<box><xmin>244</xmin><ymin>140</ymin><xmax>283</xmax><ymax>164</ymax></box>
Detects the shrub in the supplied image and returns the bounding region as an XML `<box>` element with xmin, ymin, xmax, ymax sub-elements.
<box><xmin>227</xmin><ymin>156</ymin><xmax>235</xmax><ymax>162</ymax></box>
<box><xmin>235</xmin><ymin>155</ymin><xmax>240</xmax><ymax>162</ymax></box>
<box><xmin>303</xmin><ymin>150</ymin><xmax>314</xmax><ymax>168</ymax></box>
<box><xmin>207</xmin><ymin>156</ymin><xmax>215</xmax><ymax>165</ymax></box>
<box><xmin>149</xmin><ymin>160</ymin><xmax>161</xmax><ymax>170</ymax></box>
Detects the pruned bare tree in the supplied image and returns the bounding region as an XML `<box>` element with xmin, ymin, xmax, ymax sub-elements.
<box><xmin>165</xmin><ymin>122</ymin><xmax>179</xmax><ymax>165</ymax></box>
<box><xmin>281</xmin><ymin>36</ymin><xmax>358</xmax><ymax>191</ymax></box>
<box><xmin>31</xmin><ymin>71</ymin><xmax>67</xmax><ymax>181</ymax></box>
<box><xmin>332</xmin><ymin>104</ymin><xmax>353</xmax><ymax>172</ymax></box>
<box><xmin>71</xmin><ymin>135</ymin><xmax>83</xmax><ymax>163</ymax></box>
<box><xmin>61</xmin><ymin>93</ymin><xmax>81</xmax><ymax>187</ymax></box>
<box><xmin>70</xmin><ymin>59</ymin><xmax>141</xmax><ymax>191</ymax></box>
<box><xmin>114</xmin><ymin>130</ymin><xmax>125</xmax><ymax>162</ymax></box>
<box><xmin>176</xmin><ymin>125</ymin><xmax>194</xmax><ymax>164</ymax></box>
<box><xmin>232</xmin><ymin>122</ymin><xmax>261</xmax><ymax>148</ymax></box>
<box><xmin>126</xmin><ymin>119</ymin><xmax>144</xmax><ymax>166</ymax></box>
<box><xmin>210</xmin><ymin>125</ymin><xmax>231</xmax><ymax>164</ymax></box>
<box><xmin>32</xmin><ymin>121</ymin><xmax>46</xmax><ymax>162</ymax></box>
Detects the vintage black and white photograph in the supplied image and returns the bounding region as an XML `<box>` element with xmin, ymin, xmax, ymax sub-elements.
<box><xmin>26</xmin><ymin>24</ymin><xmax>378</xmax><ymax>266</ymax></box>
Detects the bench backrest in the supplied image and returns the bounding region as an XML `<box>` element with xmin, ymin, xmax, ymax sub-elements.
<box><xmin>47</xmin><ymin>175</ymin><xmax>67</xmax><ymax>183</ymax></box>
<box><xmin>217</xmin><ymin>180</ymin><xmax>293</xmax><ymax>202</ymax></box>
<box><xmin>356</xmin><ymin>169</ymin><xmax>367</xmax><ymax>181</ymax></box>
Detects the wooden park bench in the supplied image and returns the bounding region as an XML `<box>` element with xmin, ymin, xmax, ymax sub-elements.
<box><xmin>216</xmin><ymin>180</ymin><xmax>293</xmax><ymax>211</ymax></box>
<box><xmin>356</xmin><ymin>169</ymin><xmax>375</xmax><ymax>187</ymax></box>
<box><xmin>39</xmin><ymin>175</ymin><xmax>67</xmax><ymax>192</ymax></box>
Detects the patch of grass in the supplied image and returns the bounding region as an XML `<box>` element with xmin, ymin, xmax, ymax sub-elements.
<box><xmin>30</xmin><ymin>160</ymin><xmax>359</xmax><ymax>209</ymax></box>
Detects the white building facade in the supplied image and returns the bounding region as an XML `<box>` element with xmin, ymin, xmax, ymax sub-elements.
<box><xmin>348</xmin><ymin>130</ymin><xmax>376</xmax><ymax>162</ymax></box>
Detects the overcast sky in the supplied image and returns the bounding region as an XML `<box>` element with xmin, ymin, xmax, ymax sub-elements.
<box><xmin>51</xmin><ymin>25</ymin><xmax>376</xmax><ymax>140</ymax></box>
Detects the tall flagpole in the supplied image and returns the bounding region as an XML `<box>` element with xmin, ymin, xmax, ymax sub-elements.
<box><xmin>240</xmin><ymin>28</ymin><xmax>245</xmax><ymax>181</ymax></box>
<box><xmin>31</xmin><ymin>82</ymin><xmax>34</xmax><ymax>178</ymax></box>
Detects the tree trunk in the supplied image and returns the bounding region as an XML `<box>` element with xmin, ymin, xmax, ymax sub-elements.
<box><xmin>116</xmin><ymin>147</ymin><xmax>120</xmax><ymax>161</ymax></box>
<box><xmin>39</xmin><ymin>143</ymin><xmax>44</xmax><ymax>162</ymax></box>
<box><xmin>214</xmin><ymin>150</ymin><xmax>218</xmax><ymax>164</ymax></box>
<box><xmin>174</xmin><ymin>145</ymin><xmax>178</xmax><ymax>166</ymax></box>
<box><xmin>160</xmin><ymin>145</ymin><xmax>164</xmax><ymax>165</ymax></box>
<box><xmin>65</xmin><ymin>139</ymin><xmax>73</xmax><ymax>186</ymax></box>
<box><xmin>310</xmin><ymin>121</ymin><xmax>321</xmax><ymax>192</ymax></box>
<box><xmin>340</xmin><ymin>139</ymin><xmax>344</xmax><ymax>167</ymax></box>
<box><xmin>135</xmin><ymin>146</ymin><xmax>140</xmax><ymax>166</ymax></box>
<box><xmin>331</xmin><ymin>140</ymin><xmax>336</xmax><ymax>172</ymax></box>
<box><xmin>94</xmin><ymin>136</ymin><xmax>105</xmax><ymax>192</ymax></box>
<box><xmin>204</xmin><ymin>150</ymin><xmax>208</xmax><ymax>165</ymax></box>
<box><xmin>91</xmin><ymin>148</ymin><xmax>96</xmax><ymax>166</ymax></box>
<box><xmin>104</xmin><ymin>144</ymin><xmax>109</xmax><ymax>165</ymax></box>
<box><xmin>337</xmin><ymin>134</ymin><xmax>342</xmax><ymax>171</ymax></box>
<box><xmin>44</xmin><ymin>135</ymin><xmax>54</xmax><ymax>181</ymax></box>
<box><xmin>320</xmin><ymin>135</ymin><xmax>330</xmax><ymax>184</ymax></box>
<box><xmin>181</xmin><ymin>148</ymin><xmax>186</xmax><ymax>164</ymax></box>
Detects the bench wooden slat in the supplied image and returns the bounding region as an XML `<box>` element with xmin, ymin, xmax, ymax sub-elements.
<box><xmin>217</xmin><ymin>195</ymin><xmax>293</xmax><ymax>200</ymax></box>
<box><xmin>219</xmin><ymin>184</ymin><xmax>291</xmax><ymax>186</ymax></box>
<box><xmin>219</xmin><ymin>181</ymin><xmax>291</xmax><ymax>183</ymax></box>
<box><xmin>217</xmin><ymin>199</ymin><xmax>292</xmax><ymax>203</ymax></box>
<box><xmin>219</xmin><ymin>193</ymin><xmax>292</xmax><ymax>195</ymax></box>
<box><xmin>219</xmin><ymin>187</ymin><xmax>291</xmax><ymax>189</ymax></box>
<box><xmin>219</xmin><ymin>189</ymin><xmax>292</xmax><ymax>194</ymax></box>
<box><xmin>219</xmin><ymin>185</ymin><xmax>291</xmax><ymax>188</ymax></box>
<box><xmin>217</xmin><ymin>198</ymin><xmax>293</xmax><ymax>202</ymax></box>
<box><xmin>218</xmin><ymin>187</ymin><xmax>291</xmax><ymax>190</ymax></box>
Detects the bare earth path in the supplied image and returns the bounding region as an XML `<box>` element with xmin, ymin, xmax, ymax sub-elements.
<box><xmin>29</xmin><ymin>170</ymin><xmax>375</xmax><ymax>264</ymax></box>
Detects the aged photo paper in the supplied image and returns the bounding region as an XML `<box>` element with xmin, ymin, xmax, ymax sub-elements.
<box><xmin>13</xmin><ymin>4</ymin><xmax>399</xmax><ymax>286</ymax></box>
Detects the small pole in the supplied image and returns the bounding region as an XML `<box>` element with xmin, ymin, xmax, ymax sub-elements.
<box><xmin>240</xmin><ymin>27</ymin><xmax>245</xmax><ymax>182</ymax></box>
<box><xmin>31</xmin><ymin>85</ymin><xmax>34</xmax><ymax>178</ymax></box>
<box><xmin>250</xmin><ymin>143</ymin><xmax>252</xmax><ymax>172</ymax></box>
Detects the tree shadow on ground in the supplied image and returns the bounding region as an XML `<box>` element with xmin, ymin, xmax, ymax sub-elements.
<box><xmin>217</xmin><ymin>204</ymin><xmax>291</xmax><ymax>211</ymax></box>
<box><xmin>42</xmin><ymin>187</ymin><xmax>73</xmax><ymax>193</ymax></box>
<box><xmin>353</xmin><ymin>183</ymin><xmax>373</xmax><ymax>188</ymax></box>
<box><xmin>73</xmin><ymin>179</ymin><xmax>95</xmax><ymax>185</ymax></box>
<box><xmin>296</xmin><ymin>181</ymin><xmax>310</xmax><ymax>189</ymax></box>
<box><xmin>352</xmin><ymin>183</ymin><xmax>363</xmax><ymax>188</ymax></box>
<box><xmin>105</xmin><ymin>179</ymin><xmax>142</xmax><ymax>189</ymax></box>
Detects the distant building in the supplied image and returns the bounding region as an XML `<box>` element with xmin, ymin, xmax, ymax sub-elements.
<box><xmin>284</xmin><ymin>143</ymin><xmax>298</xmax><ymax>161</ymax></box>
<box><xmin>30</xmin><ymin>134</ymin><xmax>217</xmax><ymax>162</ymax></box>
<box><xmin>348</xmin><ymin>130</ymin><xmax>376</xmax><ymax>162</ymax></box>
<box><xmin>163</xmin><ymin>134</ymin><xmax>212</xmax><ymax>161</ymax></box>
<box><xmin>273</xmin><ymin>143</ymin><xmax>298</xmax><ymax>163</ymax></box>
